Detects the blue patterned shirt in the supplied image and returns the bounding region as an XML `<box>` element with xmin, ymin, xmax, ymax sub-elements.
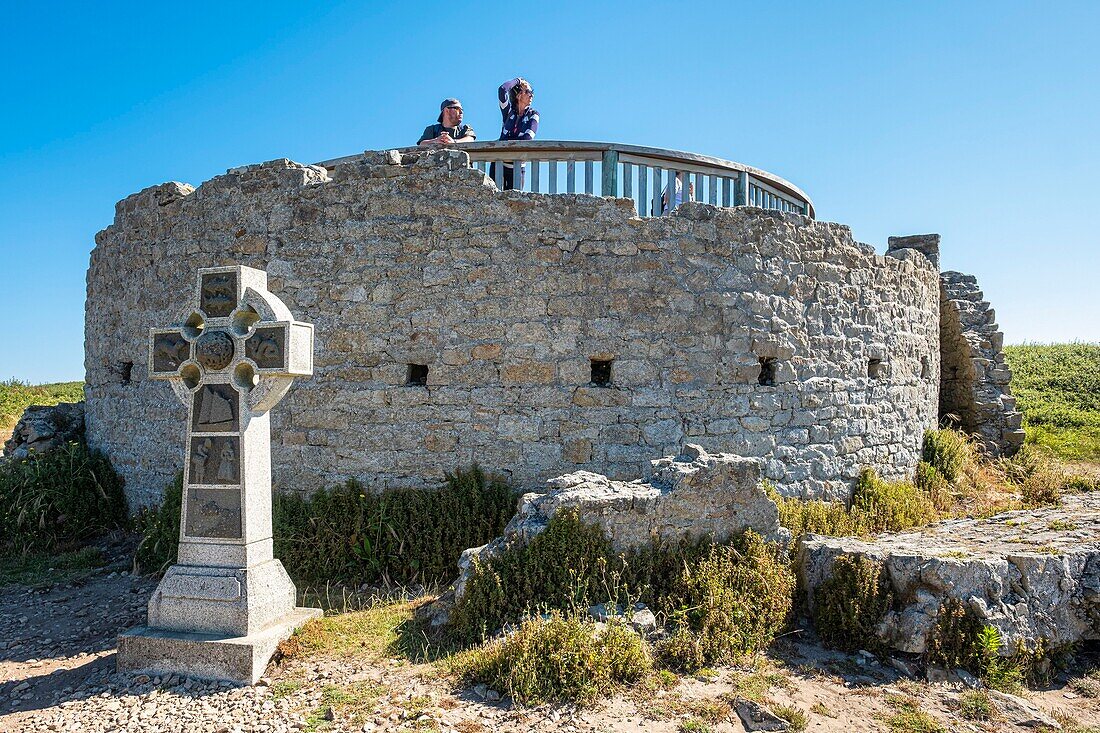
<box><xmin>498</xmin><ymin>78</ymin><xmax>540</xmax><ymax>141</ymax></box>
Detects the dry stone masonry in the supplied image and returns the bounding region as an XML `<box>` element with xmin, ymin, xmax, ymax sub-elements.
<box><xmin>86</xmin><ymin>149</ymin><xmax>941</xmax><ymax>506</ymax></box>
<box><xmin>938</xmin><ymin>270</ymin><xmax>1025</xmax><ymax>456</ymax></box>
<box><xmin>2</xmin><ymin>402</ymin><xmax>84</xmax><ymax>461</ymax></box>
<box><xmin>797</xmin><ymin>492</ymin><xmax>1100</xmax><ymax>655</ymax></box>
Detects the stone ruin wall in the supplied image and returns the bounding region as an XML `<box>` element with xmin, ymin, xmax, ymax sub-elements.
<box><xmin>938</xmin><ymin>270</ymin><xmax>1025</xmax><ymax>456</ymax></box>
<box><xmin>85</xmin><ymin>149</ymin><xmax>941</xmax><ymax>508</ymax></box>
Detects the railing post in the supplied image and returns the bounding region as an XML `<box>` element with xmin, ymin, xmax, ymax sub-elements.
<box><xmin>734</xmin><ymin>171</ymin><xmax>748</xmax><ymax>207</ymax></box>
<box><xmin>601</xmin><ymin>149</ymin><xmax>619</xmax><ymax>197</ymax></box>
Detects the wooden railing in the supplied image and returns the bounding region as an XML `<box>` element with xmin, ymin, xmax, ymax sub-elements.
<box><xmin>320</xmin><ymin>141</ymin><xmax>814</xmax><ymax>219</ymax></box>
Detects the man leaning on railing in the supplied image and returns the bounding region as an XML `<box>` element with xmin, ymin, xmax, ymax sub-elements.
<box><xmin>417</xmin><ymin>98</ymin><xmax>477</xmax><ymax>148</ymax></box>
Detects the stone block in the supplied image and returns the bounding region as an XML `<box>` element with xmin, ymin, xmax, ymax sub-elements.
<box><xmin>118</xmin><ymin>607</ymin><xmax>321</xmax><ymax>684</ymax></box>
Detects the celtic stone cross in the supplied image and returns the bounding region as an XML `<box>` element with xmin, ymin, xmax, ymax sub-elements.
<box><xmin>119</xmin><ymin>265</ymin><xmax>320</xmax><ymax>684</ymax></box>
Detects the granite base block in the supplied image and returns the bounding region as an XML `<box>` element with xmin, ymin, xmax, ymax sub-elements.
<box><xmin>117</xmin><ymin>606</ymin><xmax>321</xmax><ymax>684</ymax></box>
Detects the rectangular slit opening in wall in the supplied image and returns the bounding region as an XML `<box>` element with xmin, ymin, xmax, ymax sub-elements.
<box><xmin>114</xmin><ymin>361</ymin><xmax>134</xmax><ymax>385</ymax></box>
<box><xmin>406</xmin><ymin>364</ymin><xmax>428</xmax><ymax>386</ymax></box>
<box><xmin>921</xmin><ymin>356</ymin><xmax>930</xmax><ymax>379</ymax></box>
<box><xmin>868</xmin><ymin>358</ymin><xmax>883</xmax><ymax>379</ymax></box>
<box><xmin>758</xmin><ymin>357</ymin><xmax>777</xmax><ymax>386</ymax></box>
<box><xmin>590</xmin><ymin>359</ymin><xmax>613</xmax><ymax>387</ymax></box>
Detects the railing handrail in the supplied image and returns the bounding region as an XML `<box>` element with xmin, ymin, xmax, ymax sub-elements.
<box><xmin>317</xmin><ymin>140</ymin><xmax>814</xmax><ymax>218</ymax></box>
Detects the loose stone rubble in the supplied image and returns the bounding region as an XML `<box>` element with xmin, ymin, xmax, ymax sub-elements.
<box><xmin>797</xmin><ymin>492</ymin><xmax>1100</xmax><ymax>655</ymax></box>
<box><xmin>441</xmin><ymin>445</ymin><xmax>786</xmax><ymax>614</ymax></box>
<box><xmin>2</xmin><ymin>402</ymin><xmax>84</xmax><ymax>461</ymax></box>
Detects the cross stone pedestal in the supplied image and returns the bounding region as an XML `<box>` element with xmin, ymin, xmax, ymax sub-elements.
<box><xmin>118</xmin><ymin>265</ymin><xmax>321</xmax><ymax>684</ymax></box>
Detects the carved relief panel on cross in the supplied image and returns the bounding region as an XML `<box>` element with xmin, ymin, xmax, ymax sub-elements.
<box><xmin>148</xmin><ymin>266</ymin><xmax>313</xmax><ymax>562</ymax></box>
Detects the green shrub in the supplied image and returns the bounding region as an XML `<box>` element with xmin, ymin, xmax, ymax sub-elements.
<box><xmin>773</xmin><ymin>469</ymin><xmax>940</xmax><ymax>541</ymax></box>
<box><xmin>925</xmin><ymin>597</ymin><xmax>983</xmax><ymax>672</ymax></box>
<box><xmin>456</xmin><ymin>612</ymin><xmax>651</xmax><ymax>706</ymax></box>
<box><xmin>851</xmin><ymin>469</ymin><xmax>938</xmax><ymax>534</ymax></box>
<box><xmin>447</xmin><ymin>510</ymin><xmax>615</xmax><ymax>643</ymax></box>
<box><xmin>451</xmin><ymin>512</ymin><xmax>794</xmax><ymax>670</ymax></box>
<box><xmin>1065</xmin><ymin>474</ymin><xmax>1100</xmax><ymax>493</ymax></box>
<box><xmin>133</xmin><ymin>465</ymin><xmax>517</xmax><ymax>583</ymax></box>
<box><xmin>0</xmin><ymin>440</ymin><xmax>128</xmax><ymax>553</ymax></box>
<box><xmin>774</xmin><ymin>494</ymin><xmax>866</xmax><ymax>538</ymax></box>
<box><xmin>914</xmin><ymin>461</ymin><xmax>952</xmax><ymax>512</ymax></box>
<box><xmin>999</xmin><ymin>444</ymin><xmax>1064</xmax><ymax>506</ymax></box>
<box><xmin>812</xmin><ymin>554</ymin><xmax>893</xmax><ymax>652</ymax></box>
<box><xmin>922</xmin><ymin>430</ymin><xmax>972</xmax><ymax>483</ymax></box>
<box><xmin>653</xmin><ymin>628</ymin><xmax>707</xmax><ymax>672</ymax></box>
<box><xmin>975</xmin><ymin>626</ymin><xmax>1024</xmax><ymax>693</ymax></box>
<box><xmin>657</xmin><ymin>534</ymin><xmax>794</xmax><ymax>669</ymax></box>
<box><xmin>274</xmin><ymin>466</ymin><xmax>517</xmax><ymax>587</ymax></box>
<box><xmin>924</xmin><ymin>599</ymin><xmax>1027</xmax><ymax>692</ymax></box>
<box><xmin>133</xmin><ymin>473</ymin><xmax>183</xmax><ymax>575</ymax></box>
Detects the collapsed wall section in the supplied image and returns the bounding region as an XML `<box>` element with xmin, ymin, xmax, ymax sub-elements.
<box><xmin>939</xmin><ymin>271</ymin><xmax>1024</xmax><ymax>456</ymax></box>
<box><xmin>86</xmin><ymin>150</ymin><xmax>940</xmax><ymax>507</ymax></box>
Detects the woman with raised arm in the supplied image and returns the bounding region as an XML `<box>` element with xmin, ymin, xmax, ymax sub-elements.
<box><xmin>490</xmin><ymin>77</ymin><xmax>539</xmax><ymax>190</ymax></box>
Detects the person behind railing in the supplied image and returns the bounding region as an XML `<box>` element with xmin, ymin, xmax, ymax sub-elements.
<box><xmin>417</xmin><ymin>98</ymin><xmax>477</xmax><ymax>148</ymax></box>
<box><xmin>489</xmin><ymin>77</ymin><xmax>539</xmax><ymax>190</ymax></box>
<box><xmin>661</xmin><ymin>171</ymin><xmax>695</xmax><ymax>215</ymax></box>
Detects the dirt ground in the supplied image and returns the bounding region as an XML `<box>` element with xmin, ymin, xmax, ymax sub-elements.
<box><xmin>1</xmin><ymin>549</ymin><xmax>1097</xmax><ymax>733</ymax></box>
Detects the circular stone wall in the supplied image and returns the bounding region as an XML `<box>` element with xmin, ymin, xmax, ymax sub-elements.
<box><xmin>85</xmin><ymin>152</ymin><xmax>940</xmax><ymax>506</ymax></box>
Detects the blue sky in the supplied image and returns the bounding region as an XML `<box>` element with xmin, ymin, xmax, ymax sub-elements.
<box><xmin>2</xmin><ymin>1</ymin><xmax>1097</xmax><ymax>383</ymax></box>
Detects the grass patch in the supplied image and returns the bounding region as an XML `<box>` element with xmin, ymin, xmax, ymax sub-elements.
<box><xmin>880</xmin><ymin>695</ymin><xmax>945</xmax><ymax>733</ymax></box>
<box><xmin>0</xmin><ymin>440</ymin><xmax>128</xmax><ymax>553</ymax></box>
<box><xmin>1069</xmin><ymin>669</ymin><xmax>1100</xmax><ymax>698</ymax></box>
<box><xmin>278</xmin><ymin>600</ymin><xmax>415</xmax><ymax>661</ymax></box>
<box><xmin>453</xmin><ymin>612</ymin><xmax>652</xmax><ymax>706</ymax></box>
<box><xmin>638</xmin><ymin>691</ymin><xmax>729</xmax><ymax>721</ymax></box>
<box><xmin>305</xmin><ymin>681</ymin><xmax>386</xmax><ymax>732</ymax></box>
<box><xmin>771</xmin><ymin>704</ymin><xmax>808</xmax><ymax>732</ymax></box>
<box><xmin>0</xmin><ymin>546</ymin><xmax>107</xmax><ymax>587</ymax></box>
<box><xmin>957</xmin><ymin>689</ymin><xmax>996</xmax><ymax>721</ymax></box>
<box><xmin>270</xmin><ymin>677</ymin><xmax>307</xmax><ymax>699</ymax></box>
<box><xmin>724</xmin><ymin>660</ymin><xmax>792</xmax><ymax>703</ymax></box>
<box><xmin>0</xmin><ymin>379</ymin><xmax>83</xmax><ymax>433</ymax></box>
<box><xmin>1003</xmin><ymin>343</ymin><xmax>1100</xmax><ymax>461</ymax></box>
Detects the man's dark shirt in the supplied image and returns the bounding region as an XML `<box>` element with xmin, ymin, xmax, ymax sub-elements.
<box><xmin>417</xmin><ymin>123</ymin><xmax>475</xmax><ymax>145</ymax></box>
